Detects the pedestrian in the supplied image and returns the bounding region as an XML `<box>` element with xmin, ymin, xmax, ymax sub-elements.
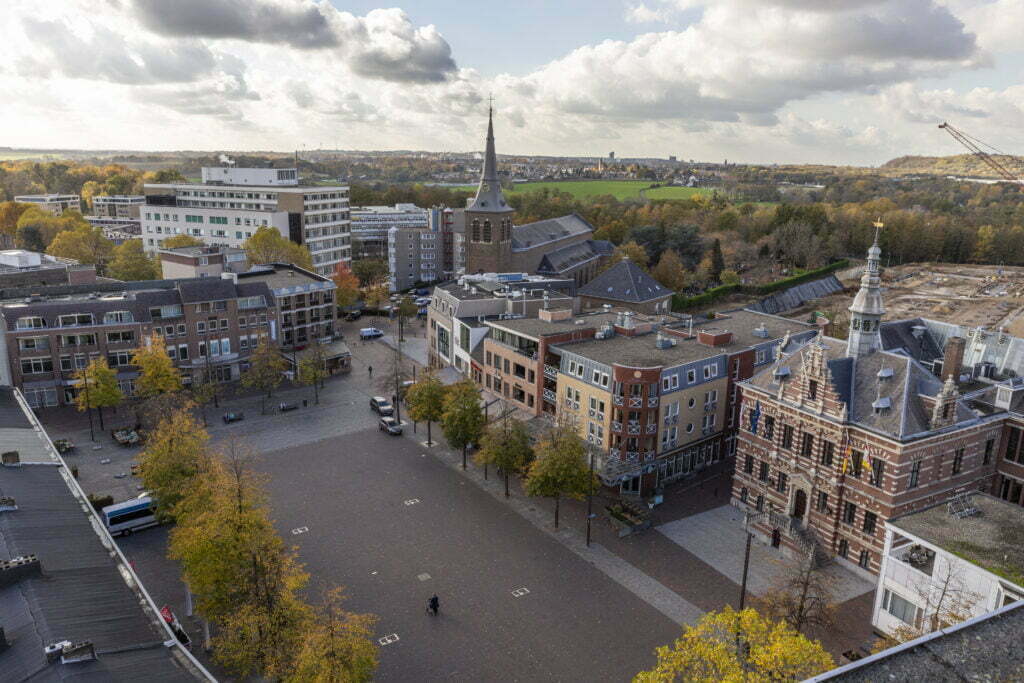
<box><xmin>428</xmin><ymin>595</ymin><xmax>439</xmax><ymax>616</ymax></box>
<box><xmin>368</xmin><ymin>365</ymin><xmax>373</xmax><ymax>378</ymax></box>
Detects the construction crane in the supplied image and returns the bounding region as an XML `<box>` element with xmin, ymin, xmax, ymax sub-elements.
<box><xmin>938</xmin><ymin>122</ymin><xmax>1023</xmax><ymax>185</ymax></box>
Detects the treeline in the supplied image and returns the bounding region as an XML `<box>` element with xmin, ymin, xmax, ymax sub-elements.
<box><xmin>0</xmin><ymin>160</ymin><xmax>185</xmax><ymax>208</ymax></box>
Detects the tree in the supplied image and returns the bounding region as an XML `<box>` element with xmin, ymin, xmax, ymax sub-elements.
<box><xmin>132</xmin><ymin>334</ymin><xmax>182</xmax><ymax>398</ymax></box>
<box><xmin>883</xmin><ymin>561</ymin><xmax>982</xmax><ymax>645</ymax></box>
<box><xmin>0</xmin><ymin>201</ymin><xmax>32</xmax><ymax>239</ymax></box>
<box><xmin>170</xmin><ymin>441</ymin><xmax>310</xmax><ymax>678</ymax></box>
<box><xmin>72</xmin><ymin>358</ymin><xmax>123</xmax><ymax>430</ymax></box>
<box><xmin>242</xmin><ymin>338</ymin><xmax>287</xmax><ymax>413</ymax></box>
<box><xmin>138</xmin><ymin>405</ymin><xmax>210</xmax><ymax>521</ymax></box>
<box><xmin>405</xmin><ymin>370</ymin><xmax>447</xmax><ymax>446</ymax></box>
<box><xmin>352</xmin><ymin>259</ymin><xmax>389</xmax><ymax>287</ymax></box>
<box><xmin>46</xmin><ymin>222</ymin><xmax>114</xmax><ymax>268</ymax></box>
<box><xmin>651</xmin><ymin>249</ymin><xmax>691</xmax><ymax>292</ymax></box>
<box><xmin>16</xmin><ymin>207</ymin><xmax>66</xmax><ymax>251</ymax></box>
<box><xmin>441</xmin><ymin>380</ymin><xmax>486</xmax><ymax>470</ymax></box>
<box><xmin>107</xmin><ymin>239</ymin><xmax>161</xmax><ymax>280</ymax></box>
<box><xmin>190</xmin><ymin>370</ymin><xmax>223</xmax><ymax>426</ymax></box>
<box><xmin>286</xmin><ymin>587</ymin><xmax>379</xmax><ymax>683</ymax></box>
<box><xmin>161</xmin><ymin>233</ymin><xmax>204</xmax><ymax>249</ymax></box>
<box><xmin>243</xmin><ymin>226</ymin><xmax>313</xmax><ymax>270</ymax></box>
<box><xmin>755</xmin><ymin>554</ymin><xmax>837</xmax><ymax>635</ymax></box>
<box><xmin>475</xmin><ymin>409</ymin><xmax>534</xmax><ymax>497</ymax></box>
<box><xmin>601</xmin><ymin>239</ymin><xmax>650</xmax><ymax>272</ymax></box>
<box><xmin>332</xmin><ymin>262</ymin><xmax>362</xmax><ymax>309</ymax></box>
<box><xmin>708</xmin><ymin>238</ymin><xmax>726</xmax><ymax>282</ymax></box>
<box><xmin>524</xmin><ymin>424</ymin><xmax>596</xmax><ymax>528</ymax></box>
<box><xmin>634</xmin><ymin>607</ymin><xmax>833</xmax><ymax>682</ymax></box>
<box><xmin>719</xmin><ymin>269</ymin><xmax>741</xmax><ymax>286</ymax></box>
<box><xmin>298</xmin><ymin>349</ymin><xmax>328</xmax><ymax>405</ymax></box>
<box><xmin>363</xmin><ymin>280</ymin><xmax>390</xmax><ymax>310</ymax></box>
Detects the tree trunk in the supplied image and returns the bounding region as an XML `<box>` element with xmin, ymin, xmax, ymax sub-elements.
<box><xmin>427</xmin><ymin>421</ymin><xmax>432</xmax><ymax>446</ymax></box>
<box><xmin>504</xmin><ymin>471</ymin><xmax>509</xmax><ymax>497</ymax></box>
<box><xmin>462</xmin><ymin>444</ymin><xmax>467</xmax><ymax>470</ymax></box>
<box><xmin>97</xmin><ymin>405</ymin><xmax>105</xmax><ymax>430</ymax></box>
<box><xmin>554</xmin><ymin>494</ymin><xmax>560</xmax><ymax>528</ymax></box>
<box><xmin>314</xmin><ymin>380</ymin><xmax>320</xmax><ymax>405</ymax></box>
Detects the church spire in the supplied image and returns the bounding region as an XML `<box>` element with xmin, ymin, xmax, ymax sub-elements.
<box><xmin>846</xmin><ymin>220</ymin><xmax>886</xmax><ymax>357</ymax></box>
<box><xmin>467</xmin><ymin>103</ymin><xmax>511</xmax><ymax>214</ymax></box>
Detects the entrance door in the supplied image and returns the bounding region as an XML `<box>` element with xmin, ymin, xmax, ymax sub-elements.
<box><xmin>771</xmin><ymin>529</ymin><xmax>781</xmax><ymax>548</ymax></box>
<box><xmin>622</xmin><ymin>475</ymin><xmax>641</xmax><ymax>495</ymax></box>
<box><xmin>792</xmin><ymin>489</ymin><xmax>807</xmax><ymax>520</ymax></box>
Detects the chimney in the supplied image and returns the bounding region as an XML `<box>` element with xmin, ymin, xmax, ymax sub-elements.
<box><xmin>943</xmin><ymin>336</ymin><xmax>966</xmax><ymax>382</ymax></box>
<box><xmin>697</xmin><ymin>329</ymin><xmax>733</xmax><ymax>347</ymax></box>
<box><xmin>1</xmin><ymin>451</ymin><xmax>20</xmax><ymax>467</ymax></box>
<box><xmin>1</xmin><ymin>554</ymin><xmax>41</xmax><ymax>588</ymax></box>
<box><xmin>220</xmin><ymin>271</ymin><xmax>237</xmax><ymax>284</ymax></box>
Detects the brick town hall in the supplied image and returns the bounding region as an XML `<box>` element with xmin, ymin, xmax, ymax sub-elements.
<box><xmin>732</xmin><ymin>225</ymin><xmax>1024</xmax><ymax>576</ymax></box>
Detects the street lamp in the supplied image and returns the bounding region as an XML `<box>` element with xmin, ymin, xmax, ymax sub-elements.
<box><xmin>586</xmin><ymin>449</ymin><xmax>595</xmax><ymax>547</ymax></box>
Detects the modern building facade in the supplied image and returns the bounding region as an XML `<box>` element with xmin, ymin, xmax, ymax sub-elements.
<box><xmin>731</xmin><ymin>231</ymin><xmax>1014</xmax><ymax>577</ymax></box>
<box><xmin>388</xmin><ymin>224</ymin><xmax>441</xmax><ymax>292</ymax></box>
<box><xmin>92</xmin><ymin>194</ymin><xmax>145</xmax><ymax>218</ymax></box>
<box><xmin>159</xmin><ymin>245</ymin><xmax>249</xmax><ymax>279</ymax></box>
<box><xmin>238</xmin><ymin>264</ymin><xmax>337</xmax><ymax>349</ymax></box>
<box><xmin>350</xmin><ymin>204</ymin><xmax>428</xmax><ymax>261</ymax></box>
<box><xmin>14</xmin><ymin>194</ymin><xmax>82</xmax><ymax>216</ymax></box>
<box><xmin>141</xmin><ymin>166</ymin><xmax>351</xmax><ymax>277</ymax></box>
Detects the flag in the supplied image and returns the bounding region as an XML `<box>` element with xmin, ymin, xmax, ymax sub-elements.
<box><xmin>750</xmin><ymin>400</ymin><xmax>762</xmax><ymax>434</ymax></box>
<box><xmin>840</xmin><ymin>444</ymin><xmax>853</xmax><ymax>474</ymax></box>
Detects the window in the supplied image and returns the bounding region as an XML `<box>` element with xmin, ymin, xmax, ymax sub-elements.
<box><xmin>883</xmin><ymin>589</ymin><xmax>919</xmax><ymax>625</ymax></box>
<box><xmin>58</xmin><ymin>313</ymin><xmax>94</xmax><ymax>327</ymax></box>
<box><xmin>21</xmin><ymin>358</ymin><xmax>53</xmax><ymax>374</ymax></box>
<box><xmin>763</xmin><ymin>416</ymin><xmax>775</xmax><ymax>440</ymax></box>
<box><xmin>808</xmin><ymin>380</ymin><xmax>818</xmax><ymax>400</ymax></box>
<box><xmin>815</xmin><ymin>491</ymin><xmax>828</xmax><ymax>513</ymax></box>
<box><xmin>984</xmin><ymin>438</ymin><xmax>994</xmax><ymax>465</ymax></box>
<box><xmin>758</xmin><ymin>461</ymin><xmax>769</xmax><ymax>482</ymax></box>
<box><xmin>178</xmin><ymin>344</ymin><xmax>189</xmax><ymax>360</ymax></box>
<box><xmin>1005</xmin><ymin>427</ymin><xmax>1020</xmax><ymax>463</ymax></box>
<box><xmin>60</xmin><ymin>355</ymin><xmax>72</xmax><ymax>371</ymax></box>
<box><xmin>820</xmin><ymin>440</ymin><xmax>835</xmax><ymax>467</ymax></box>
<box><xmin>18</xmin><ymin>337</ymin><xmax>48</xmax><ymax>352</ymax></box>
<box><xmin>842</xmin><ymin>502</ymin><xmax>857</xmax><ymax>525</ymax></box>
<box><xmin>740</xmin><ymin>487</ymin><xmax>748</xmax><ymax>503</ymax></box>
<box><xmin>870</xmin><ymin>457</ymin><xmax>885</xmax><ymax>487</ymax></box>
<box><xmin>908</xmin><ymin>460</ymin><xmax>921</xmax><ymax>489</ymax></box>
<box><xmin>776</xmin><ymin>472</ymin><xmax>788</xmax><ymax>493</ymax></box>
<box><xmin>687</xmin><ymin>369</ymin><xmax>696</xmax><ymax>383</ymax></box>
<box><xmin>103</xmin><ymin>311</ymin><xmax>133</xmax><ymax>324</ymax></box>
<box><xmin>800</xmin><ymin>432</ymin><xmax>814</xmax><ymax>458</ymax></box>
<box><xmin>837</xmin><ymin>539</ymin><xmax>849</xmax><ymax>558</ymax></box>
<box><xmin>756</xmin><ymin>495</ymin><xmax>764</xmax><ymax>512</ymax></box>
<box><xmin>107</xmin><ymin>350</ymin><xmax>133</xmax><ymax>367</ymax></box>
<box><xmin>106</xmin><ymin>331</ymin><xmax>135</xmax><ymax>344</ymax></box>
<box><xmin>851</xmin><ymin>451</ymin><xmax>864</xmax><ymax>478</ymax></box>
<box><xmin>952</xmin><ymin>448</ymin><xmax>964</xmax><ymax>475</ymax></box>
<box><xmin>703</xmin><ymin>364</ymin><xmax>718</xmax><ymax>379</ymax></box>
<box><xmin>858</xmin><ymin>550</ymin><xmax>871</xmax><ymax>570</ymax></box>
<box><xmin>781</xmin><ymin>424</ymin><xmax>794</xmax><ymax>450</ymax></box>
<box><xmin>755</xmin><ymin>349</ymin><xmax>766</xmax><ymax>364</ymax></box>
<box><xmin>15</xmin><ymin>316</ymin><xmax>44</xmax><ymax>330</ymax></box>
<box><xmin>744</xmin><ymin>455</ymin><xmax>754</xmax><ymax>474</ymax></box>
<box><xmin>863</xmin><ymin>511</ymin><xmax>877</xmax><ymax>535</ymax></box>
<box><xmin>197</xmin><ymin>321</ymin><xmax>206</xmax><ymax>333</ymax></box>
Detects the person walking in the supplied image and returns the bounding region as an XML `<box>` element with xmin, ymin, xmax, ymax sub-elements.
<box><xmin>428</xmin><ymin>595</ymin><xmax>439</xmax><ymax>616</ymax></box>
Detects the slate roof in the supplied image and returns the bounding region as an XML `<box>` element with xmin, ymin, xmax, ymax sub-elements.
<box><xmin>879</xmin><ymin>317</ymin><xmax>944</xmax><ymax>364</ymax></box>
<box><xmin>746</xmin><ymin>336</ymin><xmax>975</xmax><ymax>440</ymax></box>
<box><xmin>175</xmin><ymin>278</ymin><xmax>239</xmax><ymax>304</ymax></box>
<box><xmin>511</xmin><ymin>213</ymin><xmax>594</xmax><ymax>251</ymax></box>
<box><xmin>535</xmin><ymin>240</ymin><xmax>610</xmax><ymax>275</ymax></box>
<box><xmin>577</xmin><ymin>259</ymin><xmax>673</xmax><ymax>304</ymax></box>
<box><xmin>0</xmin><ymin>387</ymin><xmax>208</xmax><ymax>682</ymax></box>
<box><xmin>746</xmin><ymin>275</ymin><xmax>844</xmax><ymax>315</ymax></box>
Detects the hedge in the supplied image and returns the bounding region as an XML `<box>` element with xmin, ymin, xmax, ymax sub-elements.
<box><xmin>672</xmin><ymin>259</ymin><xmax>850</xmax><ymax>312</ymax></box>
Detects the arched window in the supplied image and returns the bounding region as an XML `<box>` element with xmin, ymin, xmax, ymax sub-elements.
<box><xmin>482</xmin><ymin>220</ymin><xmax>492</xmax><ymax>242</ymax></box>
<box><xmin>471</xmin><ymin>219</ymin><xmax>480</xmax><ymax>242</ymax></box>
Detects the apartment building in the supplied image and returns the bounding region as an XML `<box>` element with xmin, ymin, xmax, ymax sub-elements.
<box><xmin>141</xmin><ymin>166</ymin><xmax>351</xmax><ymax>277</ymax></box>
<box><xmin>14</xmin><ymin>194</ymin><xmax>82</xmax><ymax>216</ymax></box>
<box><xmin>92</xmin><ymin>195</ymin><xmax>145</xmax><ymax>218</ymax></box>
<box><xmin>429</xmin><ymin>205</ymin><xmax>466</xmax><ymax>278</ymax></box>
<box><xmin>0</xmin><ymin>275</ymin><xmax>276</xmax><ymax>407</ymax></box>
<box><xmin>159</xmin><ymin>245</ymin><xmax>249</xmax><ymax>279</ymax></box>
<box><xmin>731</xmin><ymin>233</ymin><xmax>1015</xmax><ymax>577</ymax></box>
<box><xmin>350</xmin><ymin>204</ymin><xmax>428</xmax><ymax>261</ymax></box>
<box><xmin>84</xmin><ymin>216</ymin><xmax>142</xmax><ymax>245</ymax></box>
<box><xmin>238</xmin><ymin>264</ymin><xmax>337</xmax><ymax>349</ymax></box>
<box><xmin>427</xmin><ymin>273</ymin><xmax>575</xmax><ymax>375</ymax></box>
<box><xmin>481</xmin><ymin>307</ymin><xmax>814</xmax><ymax>494</ymax></box>
<box><xmin>872</xmin><ymin>492</ymin><xmax>1024</xmax><ymax>639</ymax></box>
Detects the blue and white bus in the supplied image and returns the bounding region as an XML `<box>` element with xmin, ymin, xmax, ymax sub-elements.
<box><xmin>102</xmin><ymin>494</ymin><xmax>159</xmax><ymax>536</ymax></box>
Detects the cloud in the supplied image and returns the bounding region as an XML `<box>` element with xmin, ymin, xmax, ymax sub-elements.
<box><xmin>624</xmin><ymin>3</ymin><xmax>676</xmax><ymax>23</ymax></box>
<box><xmin>133</xmin><ymin>0</ymin><xmax>338</xmax><ymax>48</ymax></box>
<box><xmin>284</xmin><ymin>80</ymin><xmax>381</xmax><ymax>122</ymax></box>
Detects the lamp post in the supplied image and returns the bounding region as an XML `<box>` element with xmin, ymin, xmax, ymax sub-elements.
<box><xmin>739</xmin><ymin>510</ymin><xmax>752</xmax><ymax>610</ymax></box>
<box><xmin>83</xmin><ymin>366</ymin><xmax>95</xmax><ymax>442</ymax></box>
<box><xmin>586</xmin><ymin>449</ymin><xmax>595</xmax><ymax>547</ymax></box>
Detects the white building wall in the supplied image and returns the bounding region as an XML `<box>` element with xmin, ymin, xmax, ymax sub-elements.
<box><xmin>141</xmin><ymin>206</ymin><xmax>289</xmax><ymax>253</ymax></box>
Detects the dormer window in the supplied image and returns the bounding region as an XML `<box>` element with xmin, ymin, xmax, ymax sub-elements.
<box><xmin>808</xmin><ymin>380</ymin><xmax>818</xmax><ymax>401</ymax></box>
<box><xmin>773</xmin><ymin>366</ymin><xmax>791</xmax><ymax>380</ymax></box>
<box><xmin>872</xmin><ymin>397</ymin><xmax>891</xmax><ymax>414</ymax></box>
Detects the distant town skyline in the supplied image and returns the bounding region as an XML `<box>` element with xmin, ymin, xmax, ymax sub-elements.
<box><xmin>2</xmin><ymin>0</ymin><xmax>1022</xmax><ymax>165</ymax></box>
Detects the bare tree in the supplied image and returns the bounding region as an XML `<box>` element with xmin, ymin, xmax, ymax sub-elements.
<box><xmin>888</xmin><ymin>560</ymin><xmax>982</xmax><ymax>644</ymax></box>
<box><xmin>755</xmin><ymin>553</ymin><xmax>838</xmax><ymax>635</ymax></box>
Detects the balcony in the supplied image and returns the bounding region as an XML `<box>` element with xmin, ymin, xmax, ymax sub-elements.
<box><xmin>648</xmin><ymin>396</ymin><xmax>660</xmax><ymax>408</ymax></box>
<box><xmin>542</xmin><ymin>388</ymin><xmax>556</xmax><ymax>403</ymax></box>
<box><xmin>543</xmin><ymin>364</ymin><xmax>559</xmax><ymax>380</ymax></box>
<box><xmin>588</xmin><ymin>409</ymin><xmax>605</xmax><ymax>421</ymax></box>
<box><xmin>891</xmin><ymin>544</ymin><xmax>935</xmax><ymax>577</ymax></box>
<box><xmin>627</xmin><ymin>422</ymin><xmax>641</xmax><ymax>435</ymax></box>
<box><xmin>564</xmin><ymin>399</ymin><xmax>580</xmax><ymax>410</ymax></box>
<box><xmin>628</xmin><ymin>397</ymin><xmax>643</xmax><ymax>408</ymax></box>
<box><xmin>613</xmin><ymin>395</ymin><xmax>624</xmax><ymax>406</ymax></box>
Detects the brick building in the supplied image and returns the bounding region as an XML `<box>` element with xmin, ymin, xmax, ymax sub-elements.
<box><xmin>732</xmin><ymin>231</ymin><xmax>1011</xmax><ymax>576</ymax></box>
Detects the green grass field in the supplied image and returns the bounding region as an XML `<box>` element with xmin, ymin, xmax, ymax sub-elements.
<box><xmin>448</xmin><ymin>180</ymin><xmax>712</xmax><ymax>202</ymax></box>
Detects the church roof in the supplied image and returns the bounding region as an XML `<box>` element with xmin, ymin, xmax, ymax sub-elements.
<box><xmin>511</xmin><ymin>213</ymin><xmax>594</xmax><ymax>251</ymax></box>
<box><xmin>578</xmin><ymin>258</ymin><xmax>673</xmax><ymax>304</ymax></box>
<box><xmin>536</xmin><ymin>239</ymin><xmax>613</xmax><ymax>275</ymax></box>
<box><xmin>466</xmin><ymin>108</ymin><xmax>512</xmax><ymax>215</ymax></box>
<box><xmin>746</xmin><ymin>336</ymin><xmax>976</xmax><ymax>440</ymax></box>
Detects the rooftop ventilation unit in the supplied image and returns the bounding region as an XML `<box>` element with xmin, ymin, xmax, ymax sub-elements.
<box><xmin>752</xmin><ymin>325</ymin><xmax>770</xmax><ymax>339</ymax></box>
<box><xmin>877</xmin><ymin>367</ymin><xmax>894</xmax><ymax>379</ymax></box>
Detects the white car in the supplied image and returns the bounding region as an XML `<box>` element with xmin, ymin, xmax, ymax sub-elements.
<box><xmin>359</xmin><ymin>327</ymin><xmax>384</xmax><ymax>340</ymax></box>
<box><xmin>415</xmin><ymin>297</ymin><xmax>432</xmax><ymax>307</ymax></box>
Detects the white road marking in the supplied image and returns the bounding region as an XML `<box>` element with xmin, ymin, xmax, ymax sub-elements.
<box><xmin>404</xmin><ymin>498</ymin><xmax>420</xmax><ymax>506</ymax></box>
<box><xmin>291</xmin><ymin>526</ymin><xmax>309</xmax><ymax>535</ymax></box>
<box><xmin>511</xmin><ymin>587</ymin><xmax>530</xmax><ymax>598</ymax></box>
<box><xmin>417</xmin><ymin>573</ymin><xmax>431</xmax><ymax>581</ymax></box>
<box><xmin>379</xmin><ymin>633</ymin><xmax>400</xmax><ymax>646</ymax></box>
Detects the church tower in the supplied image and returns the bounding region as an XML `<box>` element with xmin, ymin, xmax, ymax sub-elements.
<box><xmin>464</xmin><ymin>107</ymin><xmax>515</xmax><ymax>274</ymax></box>
<box><xmin>847</xmin><ymin>221</ymin><xmax>886</xmax><ymax>357</ymax></box>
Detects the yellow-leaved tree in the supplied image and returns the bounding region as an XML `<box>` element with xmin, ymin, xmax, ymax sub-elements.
<box><xmin>137</xmin><ymin>405</ymin><xmax>209</xmax><ymax>521</ymax></box>
<box><xmin>243</xmin><ymin>226</ymin><xmax>313</xmax><ymax>270</ymax></box>
<box><xmin>286</xmin><ymin>587</ymin><xmax>379</xmax><ymax>683</ymax></box>
<box><xmin>132</xmin><ymin>333</ymin><xmax>182</xmax><ymax>398</ymax></box>
<box><xmin>634</xmin><ymin>606</ymin><xmax>833</xmax><ymax>683</ymax></box>
<box><xmin>72</xmin><ymin>357</ymin><xmax>123</xmax><ymax>430</ymax></box>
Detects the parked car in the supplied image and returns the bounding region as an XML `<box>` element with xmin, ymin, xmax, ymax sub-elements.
<box><xmin>370</xmin><ymin>396</ymin><xmax>394</xmax><ymax>416</ymax></box>
<box><xmin>360</xmin><ymin>327</ymin><xmax>384</xmax><ymax>340</ymax></box>
<box><xmin>414</xmin><ymin>297</ymin><xmax>431</xmax><ymax>307</ymax></box>
<box><xmin>415</xmin><ymin>288</ymin><xmax>430</xmax><ymax>296</ymax></box>
<box><xmin>379</xmin><ymin>416</ymin><xmax>403</xmax><ymax>435</ymax></box>
<box><xmin>345</xmin><ymin>310</ymin><xmax>362</xmax><ymax>321</ymax></box>
<box><xmin>222</xmin><ymin>412</ymin><xmax>245</xmax><ymax>424</ymax></box>
<box><xmin>278</xmin><ymin>402</ymin><xmax>299</xmax><ymax>412</ymax></box>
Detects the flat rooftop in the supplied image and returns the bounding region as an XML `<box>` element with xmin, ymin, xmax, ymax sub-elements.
<box><xmin>891</xmin><ymin>492</ymin><xmax>1024</xmax><ymax>587</ymax></box>
<box><xmin>160</xmin><ymin>246</ymin><xmax>246</xmax><ymax>257</ymax></box>
<box><xmin>558</xmin><ymin>329</ymin><xmax>727</xmax><ymax>367</ymax></box>
<box><xmin>488</xmin><ymin>312</ymin><xmax>622</xmax><ymax>339</ymax></box>
<box><xmin>437</xmin><ymin>280</ymin><xmax>571</xmax><ymax>303</ymax></box>
<box><xmin>0</xmin><ymin>387</ymin><xmax>208</xmax><ymax>681</ymax></box>
<box><xmin>239</xmin><ymin>265</ymin><xmax>332</xmax><ymax>291</ymax></box>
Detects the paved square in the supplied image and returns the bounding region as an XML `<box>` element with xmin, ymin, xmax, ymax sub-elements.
<box><xmin>657</xmin><ymin>505</ymin><xmax>875</xmax><ymax>603</ymax></box>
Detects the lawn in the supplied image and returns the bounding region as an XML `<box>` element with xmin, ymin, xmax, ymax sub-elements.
<box><xmin>643</xmin><ymin>185</ymin><xmax>711</xmax><ymax>200</ymax></box>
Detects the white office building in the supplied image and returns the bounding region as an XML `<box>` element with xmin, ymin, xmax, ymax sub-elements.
<box><xmin>91</xmin><ymin>194</ymin><xmax>145</xmax><ymax>218</ymax></box>
<box><xmin>350</xmin><ymin>204</ymin><xmax>429</xmax><ymax>261</ymax></box>
<box><xmin>141</xmin><ymin>167</ymin><xmax>350</xmax><ymax>277</ymax></box>
<box><xmin>14</xmin><ymin>194</ymin><xmax>82</xmax><ymax>216</ymax></box>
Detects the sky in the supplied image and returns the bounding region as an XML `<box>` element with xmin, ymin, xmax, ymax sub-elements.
<box><xmin>1</xmin><ymin>0</ymin><xmax>1023</xmax><ymax>165</ymax></box>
